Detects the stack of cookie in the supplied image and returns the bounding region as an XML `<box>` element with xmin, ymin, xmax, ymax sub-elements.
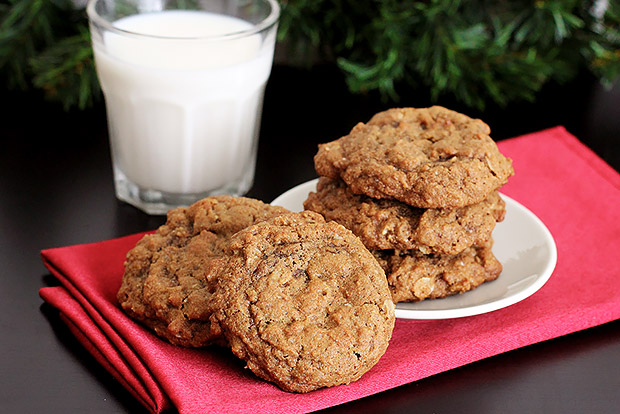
<box><xmin>118</xmin><ymin>196</ymin><xmax>395</xmax><ymax>393</ymax></box>
<box><xmin>115</xmin><ymin>106</ymin><xmax>512</xmax><ymax>393</ymax></box>
<box><xmin>304</xmin><ymin>106</ymin><xmax>514</xmax><ymax>303</ymax></box>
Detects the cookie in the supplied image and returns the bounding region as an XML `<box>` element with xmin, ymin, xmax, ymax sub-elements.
<box><xmin>117</xmin><ymin>196</ymin><xmax>289</xmax><ymax>347</ymax></box>
<box><xmin>211</xmin><ymin>211</ymin><xmax>395</xmax><ymax>393</ymax></box>
<box><xmin>314</xmin><ymin>106</ymin><xmax>514</xmax><ymax>208</ymax></box>
<box><xmin>304</xmin><ymin>177</ymin><xmax>505</xmax><ymax>255</ymax></box>
<box><xmin>373</xmin><ymin>240</ymin><xmax>502</xmax><ymax>303</ymax></box>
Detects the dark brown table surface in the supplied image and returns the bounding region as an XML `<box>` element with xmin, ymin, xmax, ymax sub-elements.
<box><xmin>1</xmin><ymin>65</ymin><xmax>619</xmax><ymax>413</ymax></box>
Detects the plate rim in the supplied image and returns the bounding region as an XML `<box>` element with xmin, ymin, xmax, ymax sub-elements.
<box><xmin>272</xmin><ymin>178</ymin><xmax>558</xmax><ymax>320</ymax></box>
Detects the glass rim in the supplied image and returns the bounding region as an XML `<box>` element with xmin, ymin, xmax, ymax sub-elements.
<box><xmin>86</xmin><ymin>0</ymin><xmax>280</xmax><ymax>41</ymax></box>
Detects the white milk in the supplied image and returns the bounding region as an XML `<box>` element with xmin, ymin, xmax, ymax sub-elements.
<box><xmin>92</xmin><ymin>11</ymin><xmax>274</xmax><ymax>194</ymax></box>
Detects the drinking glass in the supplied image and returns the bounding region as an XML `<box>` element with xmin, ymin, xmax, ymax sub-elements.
<box><xmin>87</xmin><ymin>0</ymin><xmax>280</xmax><ymax>214</ymax></box>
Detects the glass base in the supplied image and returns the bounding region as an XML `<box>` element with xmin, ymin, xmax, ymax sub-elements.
<box><xmin>114</xmin><ymin>168</ymin><xmax>254</xmax><ymax>215</ymax></box>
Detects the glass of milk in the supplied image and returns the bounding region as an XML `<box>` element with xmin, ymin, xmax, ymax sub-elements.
<box><xmin>87</xmin><ymin>0</ymin><xmax>280</xmax><ymax>214</ymax></box>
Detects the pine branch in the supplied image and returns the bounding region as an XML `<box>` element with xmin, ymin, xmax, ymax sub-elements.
<box><xmin>30</xmin><ymin>26</ymin><xmax>99</xmax><ymax>110</ymax></box>
<box><xmin>2</xmin><ymin>0</ymin><xmax>619</xmax><ymax>111</ymax></box>
<box><xmin>583</xmin><ymin>0</ymin><xmax>620</xmax><ymax>85</ymax></box>
<box><xmin>0</xmin><ymin>0</ymin><xmax>57</xmax><ymax>88</ymax></box>
<box><xmin>280</xmin><ymin>0</ymin><xmax>620</xmax><ymax>110</ymax></box>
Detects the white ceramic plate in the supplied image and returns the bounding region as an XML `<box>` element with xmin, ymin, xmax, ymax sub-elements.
<box><xmin>272</xmin><ymin>179</ymin><xmax>557</xmax><ymax>319</ymax></box>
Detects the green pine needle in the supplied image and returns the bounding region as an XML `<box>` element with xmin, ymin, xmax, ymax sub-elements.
<box><xmin>29</xmin><ymin>26</ymin><xmax>99</xmax><ymax>110</ymax></box>
<box><xmin>1</xmin><ymin>0</ymin><xmax>619</xmax><ymax>111</ymax></box>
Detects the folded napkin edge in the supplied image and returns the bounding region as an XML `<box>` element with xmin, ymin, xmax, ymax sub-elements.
<box><xmin>501</xmin><ymin>125</ymin><xmax>620</xmax><ymax>190</ymax></box>
<box><xmin>39</xmin><ymin>287</ymin><xmax>162</xmax><ymax>413</ymax></box>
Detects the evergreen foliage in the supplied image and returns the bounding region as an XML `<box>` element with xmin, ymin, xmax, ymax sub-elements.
<box><xmin>1</xmin><ymin>0</ymin><xmax>619</xmax><ymax>110</ymax></box>
<box><xmin>279</xmin><ymin>0</ymin><xmax>620</xmax><ymax>109</ymax></box>
<box><xmin>1</xmin><ymin>0</ymin><xmax>98</xmax><ymax>109</ymax></box>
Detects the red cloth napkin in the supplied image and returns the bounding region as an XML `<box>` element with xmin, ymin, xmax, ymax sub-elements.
<box><xmin>40</xmin><ymin>126</ymin><xmax>620</xmax><ymax>414</ymax></box>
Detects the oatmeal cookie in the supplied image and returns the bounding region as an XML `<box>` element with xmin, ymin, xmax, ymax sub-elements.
<box><xmin>304</xmin><ymin>177</ymin><xmax>505</xmax><ymax>255</ymax></box>
<box><xmin>117</xmin><ymin>196</ymin><xmax>289</xmax><ymax>347</ymax></box>
<box><xmin>211</xmin><ymin>211</ymin><xmax>395</xmax><ymax>393</ymax></box>
<box><xmin>373</xmin><ymin>240</ymin><xmax>502</xmax><ymax>303</ymax></box>
<box><xmin>314</xmin><ymin>106</ymin><xmax>514</xmax><ymax>208</ymax></box>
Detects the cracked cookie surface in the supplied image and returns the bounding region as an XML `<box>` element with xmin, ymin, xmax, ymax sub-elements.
<box><xmin>314</xmin><ymin>106</ymin><xmax>514</xmax><ymax>208</ymax></box>
<box><xmin>304</xmin><ymin>177</ymin><xmax>506</xmax><ymax>255</ymax></box>
<box><xmin>117</xmin><ymin>196</ymin><xmax>289</xmax><ymax>347</ymax></box>
<box><xmin>211</xmin><ymin>211</ymin><xmax>395</xmax><ymax>393</ymax></box>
